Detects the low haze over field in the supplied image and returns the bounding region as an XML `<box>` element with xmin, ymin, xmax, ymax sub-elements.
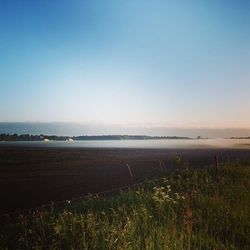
<box><xmin>0</xmin><ymin>1</ymin><xmax>249</xmax><ymax>135</ymax></box>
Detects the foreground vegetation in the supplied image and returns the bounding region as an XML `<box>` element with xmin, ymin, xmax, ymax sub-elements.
<box><xmin>1</xmin><ymin>163</ymin><xmax>250</xmax><ymax>249</ymax></box>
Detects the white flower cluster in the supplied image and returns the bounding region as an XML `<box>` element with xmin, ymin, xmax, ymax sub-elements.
<box><xmin>152</xmin><ymin>186</ymin><xmax>173</xmax><ymax>207</ymax></box>
<box><xmin>152</xmin><ymin>182</ymin><xmax>185</xmax><ymax>208</ymax></box>
<box><xmin>174</xmin><ymin>192</ymin><xmax>185</xmax><ymax>201</ymax></box>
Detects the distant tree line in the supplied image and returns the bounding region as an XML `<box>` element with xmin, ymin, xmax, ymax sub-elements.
<box><xmin>74</xmin><ymin>135</ymin><xmax>191</xmax><ymax>140</ymax></box>
<box><xmin>0</xmin><ymin>134</ymin><xmax>68</xmax><ymax>141</ymax></box>
<box><xmin>0</xmin><ymin>134</ymin><xmax>191</xmax><ymax>141</ymax></box>
<box><xmin>230</xmin><ymin>136</ymin><xmax>250</xmax><ymax>139</ymax></box>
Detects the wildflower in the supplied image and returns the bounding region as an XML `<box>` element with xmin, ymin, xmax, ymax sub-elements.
<box><xmin>135</xmin><ymin>190</ymin><xmax>142</xmax><ymax>197</ymax></box>
<box><xmin>152</xmin><ymin>186</ymin><xmax>173</xmax><ymax>208</ymax></box>
<box><xmin>163</xmin><ymin>177</ymin><xmax>168</xmax><ymax>184</ymax></box>
<box><xmin>53</xmin><ymin>223</ymin><xmax>62</xmax><ymax>234</ymax></box>
<box><xmin>175</xmin><ymin>192</ymin><xmax>180</xmax><ymax>200</ymax></box>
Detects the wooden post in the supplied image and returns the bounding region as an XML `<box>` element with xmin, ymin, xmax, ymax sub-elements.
<box><xmin>214</xmin><ymin>155</ymin><xmax>219</xmax><ymax>168</ymax></box>
<box><xmin>162</xmin><ymin>160</ymin><xmax>166</xmax><ymax>170</ymax></box>
<box><xmin>126</xmin><ymin>164</ymin><xmax>133</xmax><ymax>179</ymax></box>
<box><xmin>159</xmin><ymin>160</ymin><xmax>163</xmax><ymax>171</ymax></box>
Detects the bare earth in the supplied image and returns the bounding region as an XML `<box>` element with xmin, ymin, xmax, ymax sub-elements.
<box><xmin>0</xmin><ymin>146</ymin><xmax>250</xmax><ymax>213</ymax></box>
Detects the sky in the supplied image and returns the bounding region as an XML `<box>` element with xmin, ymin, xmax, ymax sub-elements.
<box><xmin>0</xmin><ymin>0</ymin><xmax>250</xmax><ymax>136</ymax></box>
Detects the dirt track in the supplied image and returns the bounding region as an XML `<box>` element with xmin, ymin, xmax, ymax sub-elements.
<box><xmin>0</xmin><ymin>146</ymin><xmax>250</xmax><ymax>213</ymax></box>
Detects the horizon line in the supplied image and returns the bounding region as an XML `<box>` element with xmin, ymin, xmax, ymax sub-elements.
<box><xmin>0</xmin><ymin>121</ymin><xmax>250</xmax><ymax>130</ymax></box>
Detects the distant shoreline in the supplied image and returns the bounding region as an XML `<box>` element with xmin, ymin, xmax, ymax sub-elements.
<box><xmin>229</xmin><ymin>136</ymin><xmax>250</xmax><ymax>139</ymax></box>
<box><xmin>2</xmin><ymin>134</ymin><xmax>250</xmax><ymax>142</ymax></box>
<box><xmin>0</xmin><ymin>134</ymin><xmax>192</xmax><ymax>142</ymax></box>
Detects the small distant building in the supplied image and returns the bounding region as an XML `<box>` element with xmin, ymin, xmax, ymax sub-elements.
<box><xmin>196</xmin><ymin>135</ymin><xmax>208</xmax><ymax>140</ymax></box>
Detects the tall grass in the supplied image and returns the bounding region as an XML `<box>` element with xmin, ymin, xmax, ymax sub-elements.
<box><xmin>1</xmin><ymin>163</ymin><xmax>250</xmax><ymax>249</ymax></box>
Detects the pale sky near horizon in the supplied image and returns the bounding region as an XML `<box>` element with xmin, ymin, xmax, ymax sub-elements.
<box><xmin>0</xmin><ymin>0</ymin><xmax>250</xmax><ymax>131</ymax></box>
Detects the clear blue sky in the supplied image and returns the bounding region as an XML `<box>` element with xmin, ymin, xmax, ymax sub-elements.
<box><xmin>0</xmin><ymin>0</ymin><xmax>250</xmax><ymax>131</ymax></box>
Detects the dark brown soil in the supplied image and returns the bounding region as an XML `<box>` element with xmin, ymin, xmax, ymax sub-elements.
<box><xmin>0</xmin><ymin>146</ymin><xmax>250</xmax><ymax>213</ymax></box>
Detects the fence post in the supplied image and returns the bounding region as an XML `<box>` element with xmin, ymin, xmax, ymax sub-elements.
<box><xmin>159</xmin><ymin>160</ymin><xmax>164</xmax><ymax>172</ymax></box>
<box><xmin>126</xmin><ymin>164</ymin><xmax>134</xmax><ymax>179</ymax></box>
<box><xmin>214</xmin><ymin>155</ymin><xmax>219</xmax><ymax>168</ymax></box>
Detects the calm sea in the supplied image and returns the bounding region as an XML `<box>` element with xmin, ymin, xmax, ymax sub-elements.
<box><xmin>0</xmin><ymin>139</ymin><xmax>250</xmax><ymax>149</ymax></box>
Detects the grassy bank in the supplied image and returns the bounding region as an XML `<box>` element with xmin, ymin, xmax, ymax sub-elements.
<box><xmin>1</xmin><ymin>163</ymin><xmax>250</xmax><ymax>249</ymax></box>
